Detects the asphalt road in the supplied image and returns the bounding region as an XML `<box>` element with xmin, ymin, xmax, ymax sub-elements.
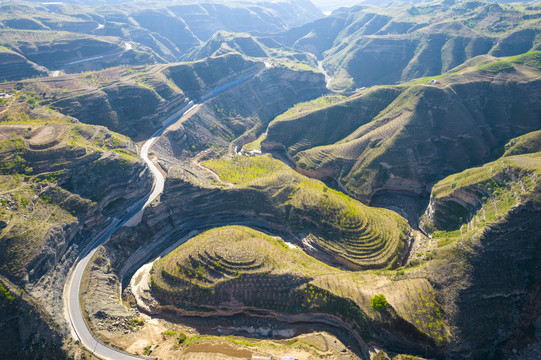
<box><xmin>64</xmin><ymin>72</ymin><xmax>258</xmax><ymax>359</ymax></box>
<box><xmin>52</xmin><ymin>42</ymin><xmax>132</xmax><ymax>77</ymax></box>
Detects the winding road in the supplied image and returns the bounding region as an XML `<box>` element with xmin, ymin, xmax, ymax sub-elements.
<box><xmin>64</xmin><ymin>72</ymin><xmax>260</xmax><ymax>359</ymax></box>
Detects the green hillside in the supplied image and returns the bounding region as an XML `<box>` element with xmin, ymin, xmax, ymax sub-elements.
<box><xmin>0</xmin><ymin>92</ymin><xmax>151</xmax><ymax>282</ymax></box>
<box><xmin>266</xmin><ymin>2</ymin><xmax>541</xmax><ymax>90</ymax></box>
<box><xmin>204</xmin><ymin>155</ymin><xmax>410</xmax><ymax>270</ymax></box>
<box><xmin>261</xmin><ymin>52</ymin><xmax>541</xmax><ymax>205</ymax></box>
<box><xmin>152</xmin><ymin>226</ymin><xmax>333</xmax><ymax>311</ymax></box>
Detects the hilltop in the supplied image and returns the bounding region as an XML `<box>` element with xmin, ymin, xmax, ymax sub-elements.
<box><xmin>147</xmin><ymin>225</ymin><xmax>444</xmax><ymax>357</ymax></box>
<box><xmin>259</xmin><ymin>51</ymin><xmax>541</xmax><ymax>222</ymax></box>
<box><xmin>265</xmin><ymin>1</ymin><xmax>541</xmax><ymax>90</ymax></box>
<box><xmin>0</xmin><ymin>0</ymin><xmax>323</xmax><ymax>79</ymax></box>
<box><xmin>203</xmin><ymin>155</ymin><xmax>410</xmax><ymax>270</ymax></box>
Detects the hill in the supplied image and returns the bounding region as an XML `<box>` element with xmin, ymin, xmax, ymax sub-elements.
<box><xmin>265</xmin><ymin>1</ymin><xmax>541</xmax><ymax>90</ymax></box>
<box><xmin>410</xmin><ymin>132</ymin><xmax>541</xmax><ymax>357</ymax></box>
<box><xmin>0</xmin><ymin>92</ymin><xmax>151</xmax><ymax>283</ymax></box>
<box><xmin>203</xmin><ymin>155</ymin><xmax>410</xmax><ymax>270</ymax></box>
<box><xmin>151</xmin><ymin>225</ymin><xmax>333</xmax><ymax>311</ymax></box>
<box><xmin>148</xmin><ymin>225</ymin><xmax>443</xmax><ymax>356</ymax></box>
<box><xmin>1</xmin><ymin>53</ymin><xmax>266</xmax><ymax>140</ymax></box>
<box><xmin>259</xmin><ymin>52</ymin><xmax>541</xmax><ymax>223</ymax></box>
<box><xmin>0</xmin><ymin>46</ymin><xmax>47</xmax><ymax>81</ymax></box>
<box><xmin>0</xmin><ymin>0</ymin><xmax>323</xmax><ymax>78</ymax></box>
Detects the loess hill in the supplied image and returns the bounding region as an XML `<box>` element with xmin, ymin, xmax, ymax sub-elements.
<box><xmin>266</xmin><ymin>1</ymin><xmax>541</xmax><ymax>91</ymax></box>
<box><xmin>0</xmin><ymin>93</ymin><xmax>151</xmax><ymax>283</ymax></box>
<box><xmin>405</xmin><ymin>131</ymin><xmax>541</xmax><ymax>357</ymax></box>
<box><xmin>0</xmin><ymin>0</ymin><xmax>323</xmax><ymax>79</ymax></box>
<box><xmin>260</xmin><ymin>51</ymin><xmax>541</xmax><ymax>215</ymax></box>
<box><xmin>148</xmin><ymin>225</ymin><xmax>448</xmax><ymax>356</ymax></box>
<box><xmin>151</xmin><ymin>225</ymin><xmax>333</xmax><ymax>312</ymax></box>
<box><xmin>203</xmin><ymin>155</ymin><xmax>410</xmax><ymax>270</ymax></box>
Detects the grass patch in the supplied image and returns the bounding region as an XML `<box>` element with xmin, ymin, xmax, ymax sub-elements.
<box><xmin>203</xmin><ymin>155</ymin><xmax>410</xmax><ymax>269</ymax></box>
<box><xmin>273</xmin><ymin>94</ymin><xmax>346</xmax><ymax>123</ymax></box>
<box><xmin>204</xmin><ymin>155</ymin><xmax>286</xmax><ymax>184</ymax></box>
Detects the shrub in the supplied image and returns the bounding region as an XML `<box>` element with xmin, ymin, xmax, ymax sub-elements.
<box><xmin>370</xmin><ymin>294</ymin><xmax>388</xmax><ymax>311</ymax></box>
<box><xmin>177</xmin><ymin>332</ymin><xmax>187</xmax><ymax>343</ymax></box>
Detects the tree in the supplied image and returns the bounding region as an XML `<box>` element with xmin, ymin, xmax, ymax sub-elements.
<box><xmin>371</xmin><ymin>294</ymin><xmax>388</xmax><ymax>311</ymax></box>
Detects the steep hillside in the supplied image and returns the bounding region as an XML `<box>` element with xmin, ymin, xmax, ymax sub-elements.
<box><xmin>0</xmin><ymin>0</ymin><xmax>323</xmax><ymax>79</ymax></box>
<box><xmin>413</xmin><ymin>135</ymin><xmax>541</xmax><ymax>357</ymax></box>
<box><xmin>0</xmin><ymin>278</ymin><xmax>67</xmax><ymax>359</ymax></box>
<box><xmin>185</xmin><ymin>31</ymin><xmax>268</xmax><ymax>60</ymax></box>
<box><xmin>0</xmin><ymin>95</ymin><xmax>151</xmax><ymax>284</ymax></box>
<box><xmin>203</xmin><ymin>155</ymin><xmax>410</xmax><ymax>270</ymax></box>
<box><xmin>0</xmin><ymin>47</ymin><xmax>47</xmax><ymax>81</ymax></box>
<box><xmin>0</xmin><ymin>29</ymin><xmax>128</xmax><ymax>71</ymax></box>
<box><xmin>163</xmin><ymin>53</ymin><xmax>265</xmax><ymax>100</ymax></box>
<box><xmin>2</xmin><ymin>53</ymin><xmax>264</xmax><ymax>141</ymax></box>
<box><xmin>261</xmin><ymin>53</ymin><xmax>541</xmax><ymax>217</ymax></box>
<box><xmin>151</xmin><ymin>226</ymin><xmax>334</xmax><ymax>310</ymax></box>
<box><xmin>154</xmin><ymin>63</ymin><xmax>326</xmax><ymax>163</ymax></box>
<box><xmin>266</xmin><ymin>1</ymin><xmax>541</xmax><ymax>90</ymax></box>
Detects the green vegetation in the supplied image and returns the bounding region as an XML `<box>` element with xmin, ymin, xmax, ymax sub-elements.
<box><xmin>203</xmin><ymin>155</ymin><xmax>410</xmax><ymax>269</ymax></box>
<box><xmin>273</xmin><ymin>94</ymin><xmax>346</xmax><ymax>123</ymax></box>
<box><xmin>152</xmin><ymin>226</ymin><xmax>335</xmax><ymax>311</ymax></box>
<box><xmin>478</xmin><ymin>51</ymin><xmax>541</xmax><ymax>72</ymax></box>
<box><xmin>259</xmin><ymin>51</ymin><xmax>541</xmax><ymax>202</ymax></box>
<box><xmin>503</xmin><ymin>130</ymin><xmax>541</xmax><ymax>156</ymax></box>
<box><xmin>152</xmin><ymin>226</ymin><xmax>374</xmax><ymax>334</ymax></box>
<box><xmin>142</xmin><ymin>345</ymin><xmax>153</xmax><ymax>356</ymax></box>
<box><xmin>0</xmin><ymin>94</ymin><xmax>146</xmax><ymax>281</ymax></box>
<box><xmin>242</xmin><ymin>133</ymin><xmax>266</xmax><ymax>152</ymax></box>
<box><xmin>425</xmin><ymin>145</ymin><xmax>541</xmax><ymax>246</ymax></box>
<box><xmin>152</xmin><ymin>226</ymin><xmax>447</xmax><ymax>344</ymax></box>
<box><xmin>0</xmin><ymin>282</ymin><xmax>14</xmax><ymax>304</ymax></box>
<box><xmin>370</xmin><ymin>294</ymin><xmax>389</xmax><ymax>311</ymax></box>
<box><xmin>478</xmin><ymin>61</ymin><xmax>514</xmax><ymax>73</ymax></box>
<box><xmin>204</xmin><ymin>155</ymin><xmax>285</xmax><ymax>184</ymax></box>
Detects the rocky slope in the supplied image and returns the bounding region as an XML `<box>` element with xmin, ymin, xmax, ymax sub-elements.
<box><xmin>154</xmin><ymin>63</ymin><xmax>327</xmax><ymax>165</ymax></box>
<box><xmin>413</xmin><ymin>134</ymin><xmax>541</xmax><ymax>357</ymax></box>
<box><xmin>0</xmin><ymin>277</ymin><xmax>68</xmax><ymax>359</ymax></box>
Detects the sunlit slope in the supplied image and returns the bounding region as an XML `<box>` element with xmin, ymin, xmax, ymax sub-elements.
<box><xmin>204</xmin><ymin>155</ymin><xmax>410</xmax><ymax>270</ymax></box>
<box><xmin>150</xmin><ymin>225</ymin><xmax>447</xmax><ymax>349</ymax></box>
<box><xmin>262</xmin><ymin>52</ymin><xmax>541</xmax><ymax>201</ymax></box>
<box><xmin>423</xmin><ymin>131</ymin><xmax>541</xmax><ymax>240</ymax></box>
<box><xmin>152</xmin><ymin>226</ymin><xmax>332</xmax><ymax>310</ymax></box>
<box><xmin>0</xmin><ymin>94</ymin><xmax>150</xmax><ymax>282</ymax></box>
<box><xmin>268</xmin><ymin>2</ymin><xmax>541</xmax><ymax>90</ymax></box>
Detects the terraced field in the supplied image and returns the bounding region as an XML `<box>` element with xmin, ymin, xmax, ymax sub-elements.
<box><xmin>0</xmin><ymin>93</ymin><xmax>149</xmax><ymax>281</ymax></box>
<box><xmin>150</xmin><ymin>226</ymin><xmax>448</xmax><ymax>346</ymax></box>
<box><xmin>151</xmin><ymin>226</ymin><xmax>334</xmax><ymax>312</ymax></box>
<box><xmin>203</xmin><ymin>155</ymin><xmax>410</xmax><ymax>270</ymax></box>
<box><xmin>422</xmin><ymin>133</ymin><xmax>541</xmax><ymax>246</ymax></box>
<box><xmin>260</xmin><ymin>52</ymin><xmax>541</xmax><ymax>204</ymax></box>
